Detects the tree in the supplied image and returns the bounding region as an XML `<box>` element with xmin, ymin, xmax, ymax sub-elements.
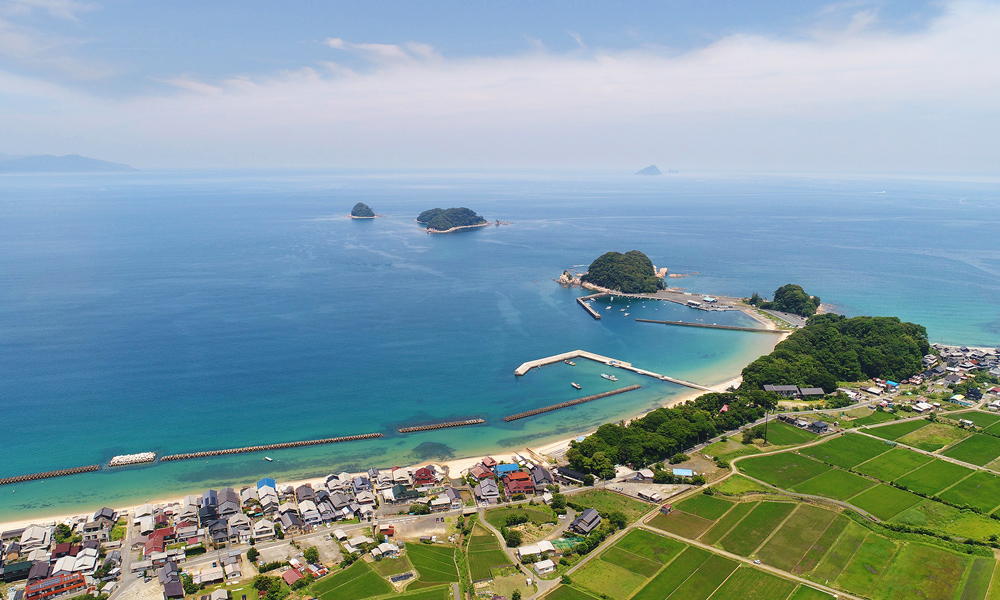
<box><xmin>182</xmin><ymin>574</ymin><xmax>200</xmax><ymax>596</ymax></box>
<box><xmin>561</xmin><ymin>575</ymin><xmax>573</xmax><ymax>585</ymax></box>
<box><xmin>503</xmin><ymin>528</ymin><xmax>522</xmax><ymax>548</ymax></box>
<box><xmin>303</xmin><ymin>546</ymin><xmax>319</xmax><ymax>564</ymax></box>
<box><xmin>607</xmin><ymin>511</ymin><xmax>628</xmax><ymax>530</ymax></box>
<box><xmin>669</xmin><ymin>453</ymin><xmax>690</xmax><ymax>464</ymax></box>
<box><xmin>411</xmin><ymin>504</ymin><xmax>431</xmax><ymax>515</ymax></box>
<box><xmin>274</xmin><ymin>524</ymin><xmax>284</xmax><ymax>540</ymax></box>
<box><xmin>550</xmin><ymin>493</ymin><xmax>567</xmax><ymax>511</ymax></box>
<box><xmin>583</xmin><ymin>474</ymin><xmax>595</xmax><ymax>486</ymax></box>
<box><xmin>512</xmin><ymin>591</ymin><xmax>522</xmax><ymax>600</ymax></box>
<box><xmin>246</xmin><ymin>547</ymin><xmax>259</xmax><ymax>562</ymax></box>
<box><xmin>759</xmin><ymin>284</ymin><xmax>820</xmax><ymax>317</ymax></box>
<box><xmin>580</xmin><ymin>250</ymin><xmax>664</xmax><ymax>293</ymax></box>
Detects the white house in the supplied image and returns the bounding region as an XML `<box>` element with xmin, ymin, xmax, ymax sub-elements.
<box><xmin>533</xmin><ymin>559</ymin><xmax>556</xmax><ymax>575</ymax></box>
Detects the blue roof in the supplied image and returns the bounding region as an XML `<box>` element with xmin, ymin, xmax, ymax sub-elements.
<box><xmin>495</xmin><ymin>464</ymin><xmax>520</xmax><ymax>474</ymax></box>
<box><xmin>886</xmin><ymin>381</ymin><xmax>899</xmax><ymax>386</ymax></box>
<box><xmin>257</xmin><ymin>477</ymin><xmax>276</xmax><ymax>489</ymax></box>
<box><xmin>672</xmin><ymin>468</ymin><xmax>694</xmax><ymax>477</ymax></box>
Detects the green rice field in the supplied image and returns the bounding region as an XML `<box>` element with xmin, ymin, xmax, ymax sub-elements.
<box><xmin>764</xmin><ymin>420</ymin><xmax>819</xmax><ymax>446</ymax></box>
<box><xmin>630</xmin><ymin>547</ymin><xmax>710</xmax><ymax>600</ymax></box>
<box><xmin>897</xmin><ymin>422</ymin><xmax>972</xmax><ymax>451</ymax></box>
<box><xmin>787</xmin><ymin>586</ymin><xmax>836</xmax><ymax>600</ymax></box>
<box><xmin>866</xmin><ymin>419</ymin><xmax>931</xmax><ymax>440</ymax></box>
<box><xmin>799</xmin><ymin>433</ymin><xmax>891</xmax><ymax>469</ymax></box>
<box><xmin>573</xmin><ymin>557</ymin><xmax>648</xmax><ymax>598</ymax></box>
<box><xmin>835</xmin><ymin>533</ymin><xmax>898</xmax><ymax>596</ymax></box>
<box><xmin>664</xmin><ymin>553</ymin><xmax>738</xmax><ymax>600</ymax></box>
<box><xmin>894</xmin><ymin>459</ymin><xmax>974</xmax><ymax>496</ymax></box>
<box><xmin>701</xmin><ymin>501</ymin><xmax>757</xmax><ymax>545</ymax></box>
<box><xmin>792</xmin><ymin>515</ymin><xmax>848</xmax><ymax>575</ymax></box>
<box><xmin>543</xmin><ymin>587</ymin><xmax>599</xmax><ymax>600</ymax></box>
<box><xmin>313</xmin><ymin>560</ymin><xmax>393</xmax><ymax>600</ymax></box>
<box><xmin>737</xmin><ymin>452</ymin><xmax>831</xmax><ymax>489</ymax></box>
<box><xmin>467</xmin><ymin>530</ymin><xmax>512</xmax><ymax>581</ymax></box>
<box><xmin>851</xmin><ymin>411</ymin><xmax>898</xmax><ymax>426</ymax></box>
<box><xmin>405</xmin><ymin>543</ymin><xmax>459</xmax><ymax>585</ymax></box>
<box><xmin>648</xmin><ymin>509</ymin><xmax>715</xmax><ymax>539</ymax></box>
<box><xmin>792</xmin><ymin>468</ymin><xmax>877</xmax><ymax>501</ymax></box>
<box><xmin>718</xmin><ymin>501</ymin><xmax>796</xmax><ymax>556</ymax></box>
<box><xmin>942</xmin><ymin>433</ymin><xmax>1000</xmax><ymax>466</ymax></box>
<box><xmin>955</xmin><ymin>411</ymin><xmax>1000</xmax><ymax>428</ymax></box>
<box><xmin>675</xmin><ymin>494</ymin><xmax>735</xmax><ymax>520</ymax></box>
<box><xmin>853</xmin><ymin>447</ymin><xmax>932</xmax><ymax>481</ymax></box>
<box><xmin>874</xmin><ymin>542</ymin><xmax>972</xmax><ymax>600</ymax></box>
<box><xmin>613</xmin><ymin>528</ymin><xmax>685</xmax><ymax>564</ymax></box>
<box><xmin>848</xmin><ymin>484</ymin><xmax>923</xmax><ymax>520</ymax></box>
<box><xmin>709</xmin><ymin>566</ymin><xmax>796</xmax><ymax>600</ymax></box>
<box><xmin>756</xmin><ymin>504</ymin><xmax>837</xmax><ymax>572</ymax></box>
<box><xmin>939</xmin><ymin>470</ymin><xmax>1000</xmax><ymax>513</ymax></box>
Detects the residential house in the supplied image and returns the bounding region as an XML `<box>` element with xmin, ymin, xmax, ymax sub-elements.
<box><xmin>257</xmin><ymin>486</ymin><xmax>279</xmax><ymax>513</ymax></box>
<box><xmin>554</xmin><ymin>467</ymin><xmax>586</xmax><ymax>485</ymax></box>
<box><xmin>763</xmin><ymin>384</ymin><xmax>800</xmax><ymax>397</ymax></box>
<box><xmin>413</xmin><ymin>467</ymin><xmax>435</xmax><ymax>488</ymax></box>
<box><xmin>19</xmin><ymin>526</ymin><xmax>51</xmax><ymax>554</ymax></box>
<box><xmin>252</xmin><ymin>520</ymin><xmax>275</xmax><ymax>542</ymax></box>
<box><xmin>352</xmin><ymin>476</ymin><xmax>372</xmax><ymax>495</ymax></box>
<box><xmin>532</xmin><ymin>559</ymin><xmax>556</xmax><ymax>575</ymax></box>
<box><xmin>279</xmin><ymin>512</ymin><xmax>303</xmax><ymax>535</ymax></box>
<box><xmin>239</xmin><ymin>487</ymin><xmax>259</xmax><ymax>508</ymax></box>
<box><xmin>445</xmin><ymin>487</ymin><xmax>463</xmax><ymax>510</ymax></box>
<box><xmin>217</xmin><ymin>488</ymin><xmax>240</xmax><ymax>518</ymax></box>
<box><xmin>482</xmin><ymin>456</ymin><xmax>498</xmax><ymax>469</ymax></box>
<box><xmin>529</xmin><ymin>465</ymin><xmax>553</xmax><ymax>488</ymax></box>
<box><xmin>469</xmin><ymin>465</ymin><xmax>493</xmax><ymax>480</ymax></box>
<box><xmin>297</xmin><ymin>501</ymin><xmax>322</xmax><ymax>527</ymax></box>
<box><xmin>632</xmin><ymin>469</ymin><xmax>655</xmax><ymax>482</ymax></box>
<box><xmin>390</xmin><ymin>467</ymin><xmax>412</xmax><ymax>488</ymax></box>
<box><xmin>570</xmin><ymin>508</ymin><xmax>602</xmax><ymax>535</ymax></box>
<box><xmin>502</xmin><ymin>471</ymin><xmax>535</xmax><ymax>496</ymax></box>
<box><xmin>474</xmin><ymin>478</ymin><xmax>500</xmax><ymax>504</ymax></box>
<box><xmin>495</xmin><ymin>464</ymin><xmax>520</xmax><ymax>478</ymax></box>
<box><xmin>515</xmin><ymin>541</ymin><xmax>555</xmax><ymax>560</ymax></box>
<box><xmin>281</xmin><ymin>569</ymin><xmax>302</xmax><ymax>587</ymax></box>
<box><xmin>24</xmin><ymin>572</ymin><xmax>86</xmax><ymax>600</ymax></box>
<box><xmin>227</xmin><ymin>514</ymin><xmax>252</xmax><ymax>545</ymax></box>
<box><xmin>294</xmin><ymin>485</ymin><xmax>315</xmax><ymax>504</ymax></box>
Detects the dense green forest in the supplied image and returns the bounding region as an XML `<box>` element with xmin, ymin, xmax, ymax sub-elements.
<box><xmin>580</xmin><ymin>250</ymin><xmax>664</xmax><ymax>293</ymax></box>
<box><xmin>350</xmin><ymin>202</ymin><xmax>375</xmax><ymax>217</ymax></box>
<box><xmin>566</xmin><ymin>390</ymin><xmax>776</xmax><ymax>477</ymax></box>
<box><xmin>566</xmin><ymin>312</ymin><xmax>928</xmax><ymax>476</ymax></box>
<box><xmin>416</xmin><ymin>207</ymin><xmax>487</xmax><ymax>231</ymax></box>
<box><xmin>741</xmin><ymin>313</ymin><xmax>928</xmax><ymax>392</ymax></box>
<box><xmin>749</xmin><ymin>284</ymin><xmax>820</xmax><ymax>316</ymax></box>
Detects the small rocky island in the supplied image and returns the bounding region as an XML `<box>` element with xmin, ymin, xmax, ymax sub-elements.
<box><xmin>350</xmin><ymin>202</ymin><xmax>377</xmax><ymax>218</ymax></box>
<box><xmin>579</xmin><ymin>250</ymin><xmax>666</xmax><ymax>293</ymax></box>
<box><xmin>416</xmin><ymin>207</ymin><xmax>488</xmax><ymax>233</ymax></box>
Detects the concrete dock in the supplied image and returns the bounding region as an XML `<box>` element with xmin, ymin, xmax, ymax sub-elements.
<box><xmin>514</xmin><ymin>349</ymin><xmax>711</xmax><ymax>391</ymax></box>
<box><xmin>576</xmin><ymin>293</ymin><xmax>606</xmax><ymax>319</ymax></box>
<box><xmin>635</xmin><ymin>318</ymin><xmax>784</xmax><ymax>334</ymax></box>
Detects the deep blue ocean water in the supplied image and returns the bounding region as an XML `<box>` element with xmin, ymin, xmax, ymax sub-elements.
<box><xmin>1</xmin><ymin>170</ymin><xmax>998</xmax><ymax>521</ymax></box>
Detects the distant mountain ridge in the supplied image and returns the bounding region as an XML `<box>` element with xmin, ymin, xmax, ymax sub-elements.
<box><xmin>0</xmin><ymin>155</ymin><xmax>136</xmax><ymax>173</ymax></box>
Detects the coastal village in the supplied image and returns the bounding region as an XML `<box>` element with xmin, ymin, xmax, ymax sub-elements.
<box><xmin>4</xmin><ymin>339</ymin><xmax>1000</xmax><ymax>600</ymax></box>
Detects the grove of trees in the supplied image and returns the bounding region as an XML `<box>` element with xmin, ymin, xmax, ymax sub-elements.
<box><xmin>416</xmin><ymin>207</ymin><xmax>487</xmax><ymax>231</ymax></box>
<box><xmin>750</xmin><ymin>284</ymin><xmax>821</xmax><ymax>317</ymax></box>
<box><xmin>580</xmin><ymin>250</ymin><xmax>664</xmax><ymax>293</ymax></box>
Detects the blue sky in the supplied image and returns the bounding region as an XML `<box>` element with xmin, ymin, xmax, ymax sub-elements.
<box><xmin>1</xmin><ymin>0</ymin><xmax>997</xmax><ymax>172</ymax></box>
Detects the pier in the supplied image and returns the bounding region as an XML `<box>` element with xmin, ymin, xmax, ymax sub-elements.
<box><xmin>576</xmin><ymin>293</ymin><xmax>605</xmax><ymax>319</ymax></box>
<box><xmin>159</xmin><ymin>432</ymin><xmax>383</xmax><ymax>462</ymax></box>
<box><xmin>399</xmin><ymin>419</ymin><xmax>485</xmax><ymax>434</ymax></box>
<box><xmin>514</xmin><ymin>349</ymin><xmax>711</xmax><ymax>391</ymax></box>
<box><xmin>635</xmin><ymin>318</ymin><xmax>784</xmax><ymax>334</ymax></box>
<box><xmin>503</xmin><ymin>385</ymin><xmax>642</xmax><ymax>421</ymax></box>
<box><xmin>0</xmin><ymin>464</ymin><xmax>100</xmax><ymax>487</ymax></box>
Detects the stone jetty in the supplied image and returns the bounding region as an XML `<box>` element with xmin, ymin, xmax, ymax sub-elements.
<box><xmin>398</xmin><ymin>419</ymin><xmax>485</xmax><ymax>434</ymax></box>
<box><xmin>635</xmin><ymin>318</ymin><xmax>783</xmax><ymax>334</ymax></box>
<box><xmin>159</xmin><ymin>432</ymin><xmax>383</xmax><ymax>462</ymax></box>
<box><xmin>109</xmin><ymin>452</ymin><xmax>156</xmax><ymax>467</ymax></box>
<box><xmin>0</xmin><ymin>464</ymin><xmax>100</xmax><ymax>487</ymax></box>
<box><xmin>503</xmin><ymin>385</ymin><xmax>642</xmax><ymax>422</ymax></box>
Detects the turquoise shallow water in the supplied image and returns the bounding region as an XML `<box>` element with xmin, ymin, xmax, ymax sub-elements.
<box><xmin>1</xmin><ymin>171</ymin><xmax>998</xmax><ymax>521</ymax></box>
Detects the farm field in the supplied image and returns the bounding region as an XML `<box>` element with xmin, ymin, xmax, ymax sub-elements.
<box><xmin>701</xmin><ymin>501</ymin><xmax>757</xmax><ymax>545</ymax></box>
<box><xmin>613</xmin><ymin>528</ymin><xmax>685</xmax><ymax>564</ymax></box>
<box><xmin>648</xmin><ymin>509</ymin><xmax>715</xmax><ymax>539</ymax></box>
<box><xmin>756</xmin><ymin>504</ymin><xmax>837</xmax><ymax>571</ymax></box>
<box><xmin>894</xmin><ymin>459</ymin><xmax>974</xmax><ymax>496</ymax></box>
<box><xmin>811</xmin><ymin>520</ymin><xmax>868</xmax><ymax>583</ymax></box>
<box><xmin>848</xmin><ymin>484</ymin><xmax>923</xmax><ymax>520</ymax></box>
<box><xmin>792</xmin><ymin>515</ymin><xmax>848</xmax><ymax>575</ymax></box>
<box><xmin>405</xmin><ymin>543</ymin><xmax>459</xmax><ymax>586</ymax></box>
<box><xmin>483</xmin><ymin>506</ymin><xmax>555</xmax><ymax>529</ymax></box>
<box><xmin>834</xmin><ymin>533</ymin><xmax>898</xmax><ymax>596</ymax></box>
<box><xmin>854</xmin><ymin>447</ymin><xmax>932</xmax><ymax>481</ymax></box>
<box><xmin>573</xmin><ymin>556</ymin><xmax>648</xmax><ymax>598</ymax></box>
<box><xmin>675</xmin><ymin>494</ymin><xmax>735</xmax><ymax>520</ymax></box>
<box><xmin>570</xmin><ymin>489</ymin><xmax>650</xmax><ymax>522</ymax></box>
<box><xmin>630</xmin><ymin>546</ymin><xmax>710</xmax><ymax>600</ymax></box>
<box><xmin>737</xmin><ymin>452</ymin><xmax>831</xmax><ymax>488</ymax></box>
<box><xmin>961</xmin><ymin>558</ymin><xmax>996</xmax><ymax>600</ymax></box>
<box><xmin>708</xmin><ymin>566</ymin><xmax>796</xmax><ymax>600</ymax></box>
<box><xmin>313</xmin><ymin>560</ymin><xmax>393</xmax><ymax>600</ymax></box>
<box><xmin>955</xmin><ymin>411</ymin><xmax>1000</xmax><ymax>428</ymax></box>
<box><xmin>897</xmin><ymin>422</ymin><xmax>971</xmax><ymax>451</ymax></box>
<box><xmin>851</xmin><ymin>411</ymin><xmax>897</xmax><ymax>426</ymax></box>
<box><xmin>943</xmin><ymin>433</ymin><xmax>1000</xmax><ymax>466</ymax></box>
<box><xmin>986</xmin><ymin>421</ymin><xmax>1000</xmax><ymax>437</ymax></box>
<box><xmin>601</xmin><ymin>546</ymin><xmax>661</xmax><ymax>577</ymax></box>
<box><xmin>938</xmin><ymin>470</ymin><xmax>1000</xmax><ymax>513</ymax></box>
<box><xmin>396</xmin><ymin>587</ymin><xmax>451</xmax><ymax>600</ymax></box>
<box><xmin>765</xmin><ymin>420</ymin><xmax>819</xmax><ymax>445</ymax></box>
<box><xmin>799</xmin><ymin>433</ymin><xmax>891</xmax><ymax>469</ymax></box>
<box><xmin>788</xmin><ymin>587</ymin><xmax>836</xmax><ymax>600</ymax></box>
<box><xmin>663</xmin><ymin>553</ymin><xmax>738</xmax><ymax>600</ymax></box>
<box><xmin>467</xmin><ymin>529</ymin><xmax>512</xmax><ymax>581</ymax></box>
<box><xmin>792</xmin><ymin>468</ymin><xmax>876</xmax><ymax>500</ymax></box>
<box><xmin>712</xmin><ymin>474</ymin><xmax>771</xmax><ymax>495</ymax></box>
<box><xmin>892</xmin><ymin>499</ymin><xmax>1000</xmax><ymax>540</ymax></box>
<box><xmin>718</xmin><ymin>501</ymin><xmax>796</xmax><ymax>556</ymax></box>
<box><xmin>703</xmin><ymin>438</ymin><xmax>762</xmax><ymax>461</ymax></box>
<box><xmin>370</xmin><ymin>555</ymin><xmax>413</xmax><ymax>578</ymax></box>
<box><xmin>542</xmin><ymin>587</ymin><xmax>599</xmax><ymax>600</ymax></box>
<box><xmin>866</xmin><ymin>419</ymin><xmax>931</xmax><ymax>441</ymax></box>
<box><xmin>873</xmin><ymin>542</ymin><xmax>973</xmax><ymax>600</ymax></box>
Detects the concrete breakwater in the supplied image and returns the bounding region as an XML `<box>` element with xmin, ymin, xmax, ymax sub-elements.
<box><xmin>159</xmin><ymin>432</ymin><xmax>383</xmax><ymax>462</ymax></box>
<box><xmin>398</xmin><ymin>419</ymin><xmax>485</xmax><ymax>434</ymax></box>
<box><xmin>503</xmin><ymin>385</ymin><xmax>642</xmax><ymax>422</ymax></box>
<box><xmin>0</xmin><ymin>464</ymin><xmax>100</xmax><ymax>487</ymax></box>
<box><xmin>110</xmin><ymin>452</ymin><xmax>156</xmax><ymax>467</ymax></box>
<box><xmin>635</xmin><ymin>318</ymin><xmax>783</xmax><ymax>334</ymax></box>
<box><xmin>576</xmin><ymin>293</ymin><xmax>605</xmax><ymax>319</ymax></box>
<box><xmin>514</xmin><ymin>349</ymin><xmax>711</xmax><ymax>391</ymax></box>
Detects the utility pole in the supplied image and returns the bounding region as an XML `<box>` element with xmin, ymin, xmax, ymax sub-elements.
<box><xmin>762</xmin><ymin>409</ymin><xmax>769</xmax><ymax>444</ymax></box>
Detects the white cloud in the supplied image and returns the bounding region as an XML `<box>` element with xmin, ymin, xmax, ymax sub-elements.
<box><xmin>1</xmin><ymin>0</ymin><xmax>99</xmax><ymax>20</ymax></box>
<box><xmin>2</xmin><ymin>0</ymin><xmax>999</xmax><ymax>172</ymax></box>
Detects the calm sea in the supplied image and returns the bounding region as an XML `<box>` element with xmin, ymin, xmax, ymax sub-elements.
<box><xmin>1</xmin><ymin>170</ymin><xmax>998</xmax><ymax>521</ymax></box>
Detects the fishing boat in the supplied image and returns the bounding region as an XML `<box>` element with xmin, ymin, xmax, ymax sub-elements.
<box><xmin>624</xmin><ymin>313</ymin><xmax>629</xmax><ymax>316</ymax></box>
<box><xmin>601</xmin><ymin>373</ymin><xmax>618</xmax><ymax>381</ymax></box>
<box><xmin>564</xmin><ymin>360</ymin><xmax>576</xmax><ymax>366</ymax></box>
<box><xmin>264</xmin><ymin>457</ymin><xmax>273</xmax><ymax>462</ymax></box>
<box><xmin>571</xmin><ymin>382</ymin><xmax>582</xmax><ymax>390</ymax></box>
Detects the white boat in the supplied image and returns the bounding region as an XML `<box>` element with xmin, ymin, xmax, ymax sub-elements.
<box><xmin>571</xmin><ymin>382</ymin><xmax>582</xmax><ymax>390</ymax></box>
<box><xmin>264</xmin><ymin>457</ymin><xmax>273</xmax><ymax>462</ymax></box>
<box><xmin>601</xmin><ymin>373</ymin><xmax>618</xmax><ymax>381</ymax></box>
<box><xmin>624</xmin><ymin>313</ymin><xmax>629</xmax><ymax>316</ymax></box>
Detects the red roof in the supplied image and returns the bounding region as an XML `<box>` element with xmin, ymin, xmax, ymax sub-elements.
<box><xmin>482</xmin><ymin>456</ymin><xmax>498</xmax><ymax>468</ymax></box>
<box><xmin>502</xmin><ymin>472</ymin><xmax>535</xmax><ymax>495</ymax></box>
<box><xmin>282</xmin><ymin>569</ymin><xmax>303</xmax><ymax>586</ymax></box>
<box><xmin>470</xmin><ymin>465</ymin><xmax>492</xmax><ymax>480</ymax></box>
<box><xmin>414</xmin><ymin>467</ymin><xmax>434</xmax><ymax>484</ymax></box>
<box><xmin>150</xmin><ymin>526</ymin><xmax>175</xmax><ymax>539</ymax></box>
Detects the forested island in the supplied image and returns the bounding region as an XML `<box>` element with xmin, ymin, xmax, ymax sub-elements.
<box><xmin>580</xmin><ymin>250</ymin><xmax>665</xmax><ymax>294</ymax></box>
<box><xmin>749</xmin><ymin>283</ymin><xmax>820</xmax><ymax>316</ymax></box>
<box><xmin>350</xmin><ymin>202</ymin><xmax>376</xmax><ymax>218</ymax></box>
<box><xmin>416</xmin><ymin>207</ymin><xmax>487</xmax><ymax>232</ymax></box>
<box><xmin>566</xmin><ymin>312</ymin><xmax>929</xmax><ymax>477</ymax></box>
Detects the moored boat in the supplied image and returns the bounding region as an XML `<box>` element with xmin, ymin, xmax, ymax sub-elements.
<box><xmin>571</xmin><ymin>382</ymin><xmax>582</xmax><ymax>390</ymax></box>
<box><xmin>601</xmin><ymin>373</ymin><xmax>618</xmax><ymax>381</ymax></box>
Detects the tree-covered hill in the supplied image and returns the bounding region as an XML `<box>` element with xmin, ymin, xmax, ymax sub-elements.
<box><xmin>741</xmin><ymin>313</ymin><xmax>929</xmax><ymax>392</ymax></box>
<box><xmin>350</xmin><ymin>202</ymin><xmax>375</xmax><ymax>217</ymax></box>
<box><xmin>416</xmin><ymin>207</ymin><xmax>487</xmax><ymax>232</ymax></box>
<box><xmin>580</xmin><ymin>250</ymin><xmax>664</xmax><ymax>294</ymax></box>
<box><xmin>750</xmin><ymin>284</ymin><xmax>820</xmax><ymax>317</ymax></box>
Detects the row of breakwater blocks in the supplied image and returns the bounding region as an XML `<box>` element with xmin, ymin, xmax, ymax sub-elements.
<box><xmin>504</xmin><ymin>385</ymin><xmax>642</xmax><ymax>421</ymax></box>
<box><xmin>398</xmin><ymin>419</ymin><xmax>485</xmax><ymax>434</ymax></box>
<box><xmin>159</xmin><ymin>432</ymin><xmax>384</xmax><ymax>462</ymax></box>
<box><xmin>109</xmin><ymin>452</ymin><xmax>157</xmax><ymax>466</ymax></box>
<box><xmin>0</xmin><ymin>464</ymin><xmax>100</xmax><ymax>486</ymax></box>
<box><xmin>634</xmin><ymin>318</ymin><xmax>783</xmax><ymax>334</ymax></box>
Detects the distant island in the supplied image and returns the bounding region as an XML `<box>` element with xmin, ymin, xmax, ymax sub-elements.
<box><xmin>0</xmin><ymin>154</ymin><xmax>136</xmax><ymax>173</ymax></box>
<box><xmin>350</xmin><ymin>202</ymin><xmax>377</xmax><ymax>218</ymax></box>
<box><xmin>580</xmin><ymin>250</ymin><xmax>666</xmax><ymax>294</ymax></box>
<box><xmin>416</xmin><ymin>207</ymin><xmax>488</xmax><ymax>233</ymax></box>
<box><xmin>636</xmin><ymin>165</ymin><xmax>661</xmax><ymax>176</ymax></box>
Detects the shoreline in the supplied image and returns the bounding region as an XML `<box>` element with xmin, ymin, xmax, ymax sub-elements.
<box><xmin>0</xmin><ymin>346</ymin><xmax>778</xmax><ymax>533</ymax></box>
<box><xmin>421</xmin><ymin>221</ymin><xmax>490</xmax><ymax>234</ymax></box>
